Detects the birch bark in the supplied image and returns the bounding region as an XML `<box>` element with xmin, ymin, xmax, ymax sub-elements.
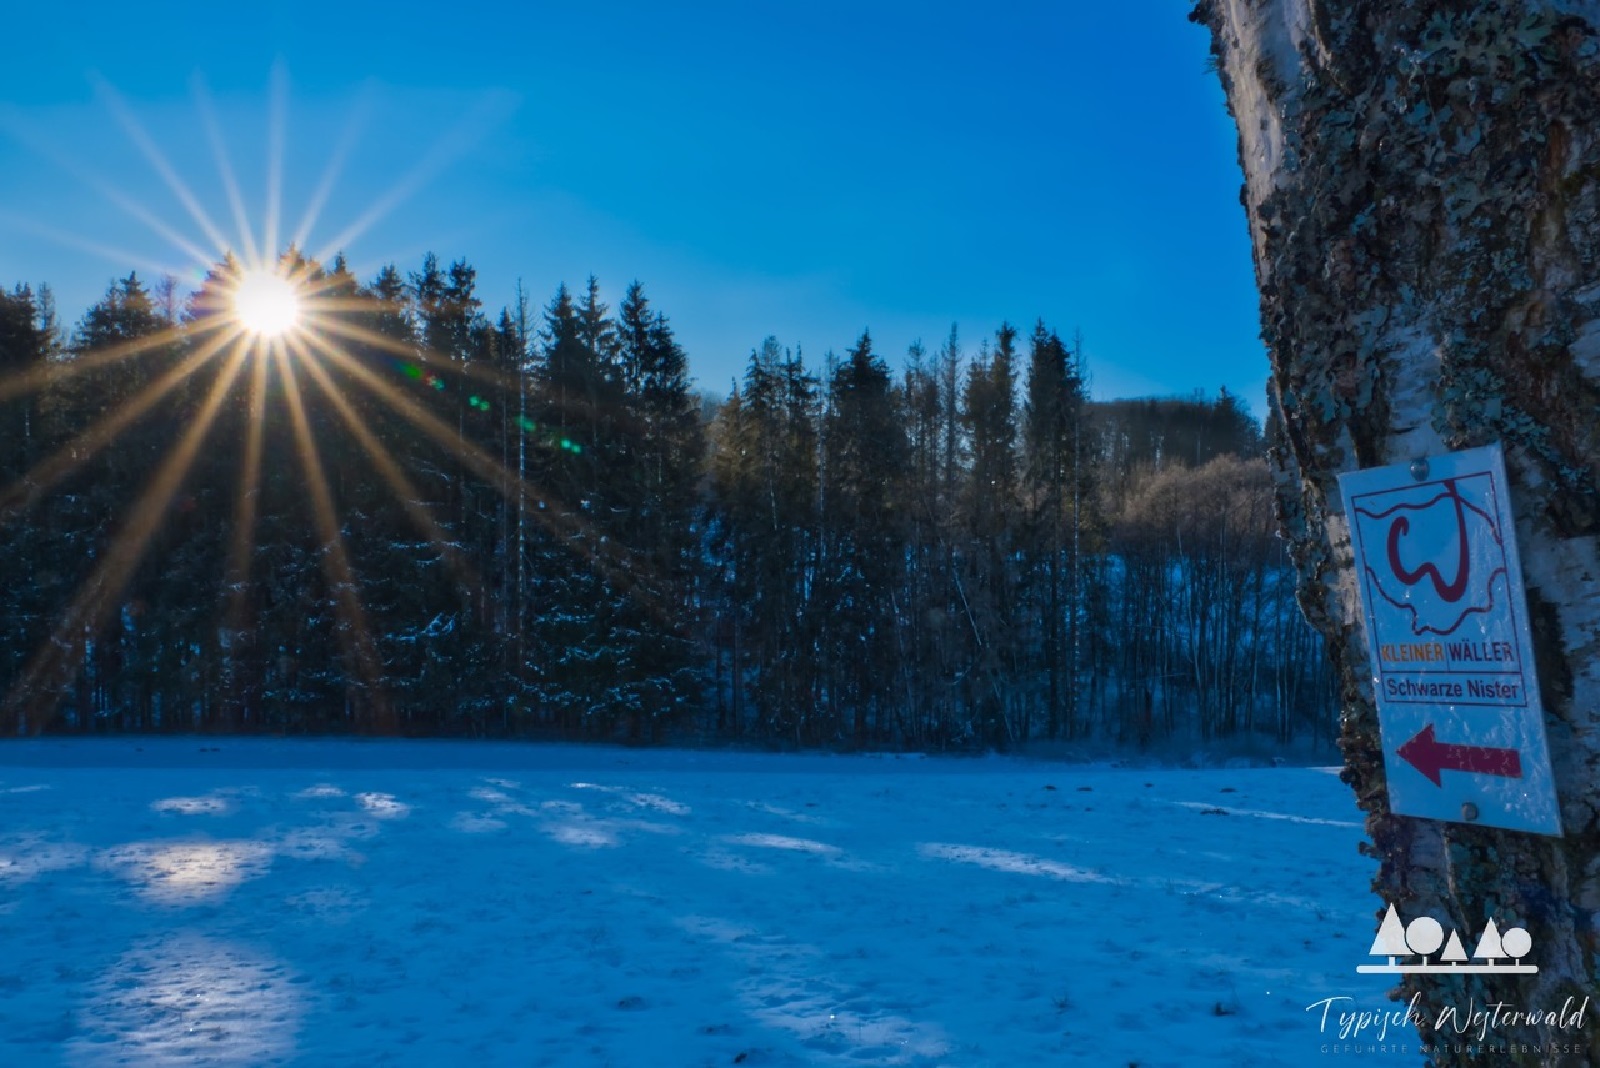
<box><xmin>1192</xmin><ymin>2</ymin><xmax>1600</xmax><ymax>1060</ymax></box>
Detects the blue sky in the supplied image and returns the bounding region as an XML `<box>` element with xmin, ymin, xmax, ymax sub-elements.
<box><xmin>0</xmin><ymin>1</ymin><xmax>1266</xmax><ymax>413</ymax></box>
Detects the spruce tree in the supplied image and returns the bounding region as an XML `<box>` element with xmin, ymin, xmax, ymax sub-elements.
<box><xmin>0</xmin><ymin>287</ymin><xmax>52</xmax><ymax>723</ymax></box>
<box><xmin>1022</xmin><ymin>322</ymin><xmax>1096</xmax><ymax>739</ymax></box>
<box><xmin>709</xmin><ymin>338</ymin><xmax>822</xmax><ymax>741</ymax></box>
<box><xmin>820</xmin><ymin>330</ymin><xmax>908</xmax><ymax>742</ymax></box>
<box><xmin>960</xmin><ymin>324</ymin><xmax>1023</xmax><ymax>744</ymax></box>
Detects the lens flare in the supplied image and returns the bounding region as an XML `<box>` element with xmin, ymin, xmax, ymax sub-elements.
<box><xmin>0</xmin><ymin>72</ymin><xmax>680</xmax><ymax>736</ymax></box>
<box><xmin>234</xmin><ymin>270</ymin><xmax>301</xmax><ymax>337</ymax></box>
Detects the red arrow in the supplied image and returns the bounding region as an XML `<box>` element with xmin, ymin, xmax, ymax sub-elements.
<box><xmin>1397</xmin><ymin>723</ymin><xmax>1523</xmax><ymax>787</ymax></box>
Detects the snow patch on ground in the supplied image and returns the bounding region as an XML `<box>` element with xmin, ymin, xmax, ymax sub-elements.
<box><xmin>727</xmin><ymin>832</ymin><xmax>841</xmax><ymax>855</ymax></box>
<box><xmin>0</xmin><ymin>834</ymin><xmax>90</xmax><ymax>885</ymax></box>
<box><xmin>1168</xmin><ymin>800</ymin><xmax>1363</xmax><ymax>828</ymax></box>
<box><xmin>65</xmin><ymin>934</ymin><xmax>304</xmax><ymax>1067</ymax></box>
<box><xmin>97</xmin><ymin>839</ymin><xmax>276</xmax><ymax>905</ymax></box>
<box><xmin>150</xmin><ymin>793</ymin><xmax>234</xmax><ymax>815</ymax></box>
<box><xmin>355</xmin><ymin>791</ymin><xmax>410</xmax><ymax>818</ymax></box>
<box><xmin>920</xmin><ymin>842</ymin><xmax>1120</xmax><ymax>885</ymax></box>
<box><xmin>449</xmin><ymin>812</ymin><xmax>508</xmax><ymax>834</ymax></box>
<box><xmin>0</xmin><ymin>739</ymin><xmax>1414</xmax><ymax>1065</ymax></box>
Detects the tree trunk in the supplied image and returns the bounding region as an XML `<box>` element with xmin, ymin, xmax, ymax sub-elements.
<box><xmin>1193</xmin><ymin>1</ymin><xmax>1600</xmax><ymax>1062</ymax></box>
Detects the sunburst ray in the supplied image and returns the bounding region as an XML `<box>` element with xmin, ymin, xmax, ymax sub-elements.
<box><xmin>289</xmin><ymin>86</ymin><xmax>373</xmax><ymax>256</ymax></box>
<box><xmin>298</xmin><ymin>327</ymin><xmax>670</xmax><ymax>621</ymax></box>
<box><xmin>338</xmin><ymin>226</ymin><xmax>479</xmax><ymax>288</ymax></box>
<box><xmin>274</xmin><ymin>344</ymin><xmax>389</xmax><ymax>730</ymax></box>
<box><xmin>316</xmin><ymin>312</ymin><xmax>649</xmax><ymax>448</ymax></box>
<box><xmin>91</xmin><ymin>74</ymin><xmax>234</xmax><ymax>261</ymax></box>
<box><xmin>264</xmin><ymin>62</ymin><xmax>288</xmax><ymax>266</ymax></box>
<box><xmin>313</xmin><ymin>315</ymin><xmax>614</xmax><ymax>424</ymax></box>
<box><xmin>0</xmin><ymin>112</ymin><xmax>216</xmax><ymax>266</ymax></box>
<box><xmin>290</xmin><ymin>335</ymin><xmax>488</xmax><ymax>606</ymax></box>
<box><xmin>0</xmin><ymin>210</ymin><xmax>192</xmax><ymax>285</ymax></box>
<box><xmin>220</xmin><ymin>350</ymin><xmax>270</xmax><ymax>642</ymax></box>
<box><xmin>0</xmin><ymin>326</ymin><xmax>240</xmax><ymax>523</ymax></box>
<box><xmin>311</xmin><ymin>92</ymin><xmax>515</xmax><ymax>265</ymax></box>
<box><xmin>3</xmin><ymin>339</ymin><xmax>251</xmax><ymax>731</ymax></box>
<box><xmin>192</xmin><ymin>73</ymin><xmax>262</xmax><ymax>267</ymax></box>
<box><xmin>0</xmin><ymin>317</ymin><xmax>222</xmax><ymax>407</ymax></box>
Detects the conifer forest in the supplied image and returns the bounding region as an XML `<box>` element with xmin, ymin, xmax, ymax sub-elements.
<box><xmin>0</xmin><ymin>258</ymin><xmax>1334</xmax><ymax>748</ymax></box>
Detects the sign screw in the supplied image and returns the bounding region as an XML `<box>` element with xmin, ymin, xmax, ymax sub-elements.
<box><xmin>1462</xmin><ymin>802</ymin><xmax>1480</xmax><ymax>822</ymax></box>
<box><xmin>1410</xmin><ymin>457</ymin><xmax>1430</xmax><ymax>481</ymax></box>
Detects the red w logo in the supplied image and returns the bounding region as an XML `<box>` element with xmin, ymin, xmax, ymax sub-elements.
<box><xmin>1351</xmin><ymin>474</ymin><xmax>1506</xmax><ymax>637</ymax></box>
<box><xmin>1385</xmin><ymin>479</ymin><xmax>1470</xmax><ymax>603</ymax></box>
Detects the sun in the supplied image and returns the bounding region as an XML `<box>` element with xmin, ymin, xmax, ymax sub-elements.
<box><xmin>233</xmin><ymin>269</ymin><xmax>302</xmax><ymax>338</ymax></box>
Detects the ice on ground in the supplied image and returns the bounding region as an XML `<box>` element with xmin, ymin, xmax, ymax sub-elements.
<box><xmin>0</xmin><ymin>738</ymin><xmax>1418</xmax><ymax>1066</ymax></box>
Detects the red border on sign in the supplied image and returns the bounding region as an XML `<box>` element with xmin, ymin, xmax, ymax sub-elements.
<box><xmin>1348</xmin><ymin>470</ymin><xmax>1530</xmax><ymax>710</ymax></box>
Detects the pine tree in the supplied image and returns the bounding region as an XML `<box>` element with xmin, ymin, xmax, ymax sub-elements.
<box><xmin>611</xmin><ymin>281</ymin><xmax>706</xmax><ymax>738</ymax></box>
<box><xmin>899</xmin><ymin>339</ymin><xmax>948</xmax><ymax>746</ymax></box>
<box><xmin>528</xmin><ymin>280</ymin><xmax>630</xmax><ymax>735</ymax></box>
<box><xmin>709</xmin><ymin>338</ymin><xmax>821</xmax><ymax>741</ymax></box>
<box><xmin>960</xmin><ymin>324</ymin><xmax>1023</xmax><ymax>744</ymax></box>
<box><xmin>820</xmin><ymin>330</ymin><xmax>908</xmax><ymax>743</ymax></box>
<box><xmin>0</xmin><ymin>286</ymin><xmax>53</xmax><ymax>723</ymax></box>
<box><xmin>0</xmin><ymin>285</ymin><xmax>46</xmax><ymax>478</ymax></box>
<box><xmin>1023</xmin><ymin>323</ymin><xmax>1096</xmax><ymax>739</ymax></box>
<box><xmin>75</xmin><ymin>272</ymin><xmax>167</xmax><ymax>351</ymax></box>
<box><xmin>10</xmin><ymin>273</ymin><xmax>187</xmax><ymax>730</ymax></box>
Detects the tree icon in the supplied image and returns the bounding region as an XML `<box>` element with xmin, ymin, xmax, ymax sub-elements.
<box><xmin>1473</xmin><ymin>919</ymin><xmax>1505</xmax><ymax>964</ymax></box>
<box><xmin>1501</xmin><ymin>927</ymin><xmax>1532</xmax><ymax>962</ymax></box>
<box><xmin>1369</xmin><ymin>904</ymin><xmax>1409</xmax><ymax>966</ymax></box>
<box><xmin>1405</xmin><ymin>917</ymin><xmax>1444</xmax><ymax>964</ymax></box>
<box><xmin>1359</xmin><ymin>908</ymin><xmax>1536</xmax><ymax>974</ymax></box>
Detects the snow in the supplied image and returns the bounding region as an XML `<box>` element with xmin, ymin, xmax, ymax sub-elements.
<box><xmin>0</xmin><ymin>739</ymin><xmax>1420</xmax><ymax>1065</ymax></box>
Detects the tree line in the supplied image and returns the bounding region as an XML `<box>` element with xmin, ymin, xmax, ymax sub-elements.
<box><xmin>0</xmin><ymin>256</ymin><xmax>1334</xmax><ymax>747</ymax></box>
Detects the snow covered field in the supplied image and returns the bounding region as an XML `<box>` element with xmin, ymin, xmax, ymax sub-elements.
<box><xmin>0</xmin><ymin>739</ymin><xmax>1419</xmax><ymax>1066</ymax></box>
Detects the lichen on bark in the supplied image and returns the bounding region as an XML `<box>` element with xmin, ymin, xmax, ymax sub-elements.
<box><xmin>1193</xmin><ymin>0</ymin><xmax>1600</xmax><ymax>1063</ymax></box>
